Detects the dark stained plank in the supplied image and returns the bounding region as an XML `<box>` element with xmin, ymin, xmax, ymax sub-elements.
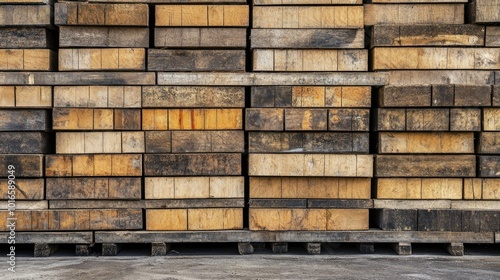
<box><xmin>307</xmin><ymin>199</ymin><xmax>373</xmax><ymax>209</ymax></box>
<box><xmin>479</xmin><ymin>132</ymin><xmax>500</xmax><ymax>154</ymax></box>
<box><xmin>59</xmin><ymin>26</ymin><xmax>149</xmax><ymax>48</ymax></box>
<box><xmin>55</xmin><ymin>3</ymin><xmax>149</xmax><ymax>26</ymax></box>
<box><xmin>155</xmin><ymin>28</ymin><xmax>246</xmax><ymax>48</ymax></box>
<box><xmin>46</xmin><ymin>178</ymin><xmax>141</xmax><ymax>200</ymax></box>
<box><xmin>148</xmin><ymin>49</ymin><xmax>245</xmax><ymax>72</ymax></box>
<box><xmin>0</xmin><ymin>132</ymin><xmax>52</xmax><ymax>153</ymax></box>
<box><xmin>0</xmin><ymin>72</ymin><xmax>156</xmax><ymax>85</ymax></box>
<box><xmin>144</xmin><ymin>154</ymin><xmax>241</xmax><ymax>176</ymax></box>
<box><xmin>249</xmin><ymin>199</ymin><xmax>307</xmax><ymax>208</ymax></box>
<box><xmin>378</xmin><ymin>86</ymin><xmax>431</xmax><ymax>107</ymax></box>
<box><xmin>376</xmin><ymin>155</ymin><xmax>476</xmax><ymax>177</ymax></box>
<box><xmin>418</xmin><ymin>210</ymin><xmax>462</xmax><ymax>231</ymax></box>
<box><xmin>251</xmin><ymin>29</ymin><xmax>364</xmax><ymax>49</ymax></box>
<box><xmin>0</xmin><ymin>28</ymin><xmax>55</xmax><ymax>49</ymax></box>
<box><xmin>375</xmin><ymin>209</ymin><xmax>418</xmax><ymax>231</ymax></box>
<box><xmin>479</xmin><ymin>156</ymin><xmax>500</xmax><ymax>177</ymax></box>
<box><xmin>171</xmin><ymin>131</ymin><xmax>244</xmax><ymax>153</ymax></box>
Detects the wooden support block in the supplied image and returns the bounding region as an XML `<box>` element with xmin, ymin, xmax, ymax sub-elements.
<box><xmin>446</xmin><ymin>243</ymin><xmax>464</xmax><ymax>256</ymax></box>
<box><xmin>251</xmin><ymin>29</ymin><xmax>364</xmax><ymax>49</ymax></box>
<box><xmin>148</xmin><ymin>49</ymin><xmax>245</xmax><ymax>72</ymax></box>
<box><xmin>145</xmin><ymin>131</ymin><xmax>172</xmax><ymax>153</ymax></box>
<box><xmin>0</xmin><ymin>132</ymin><xmax>52</xmax><ymax>154</ymax></box>
<box><xmin>484</xmin><ymin>108</ymin><xmax>500</xmax><ymax>131</ymax></box>
<box><xmin>45</xmin><ymin>155</ymin><xmax>142</xmax><ymax>177</ymax></box>
<box><xmin>376</xmin><ymin>155</ymin><xmax>475</xmax><ymax>177</ymax></box>
<box><xmin>365</xmin><ymin>4</ymin><xmax>464</xmax><ymax>25</ymax></box>
<box><xmin>0</xmin><ymin>179</ymin><xmax>43</xmax><ymax>200</ymax></box>
<box><xmin>249</xmin><ymin>154</ymin><xmax>373</xmax><ymax>177</ymax></box>
<box><xmin>57</xmin><ymin>132</ymin><xmax>144</xmax><ymax>154</ymax></box>
<box><xmin>378</xmin><ymin>132</ymin><xmax>474</xmax><ymax>154</ymax></box>
<box><xmin>304</xmin><ymin>243</ymin><xmax>321</xmax><ymax>255</ymax></box>
<box><xmin>253</xmin><ymin>6</ymin><xmax>363</xmax><ymax>28</ymax></box>
<box><xmin>55</xmin><ymin>3</ymin><xmax>148</xmax><ymax>26</ymax></box>
<box><xmin>0</xmin><ymin>28</ymin><xmax>55</xmax><ymax>49</ymax></box>
<box><xmin>155</xmin><ymin>28</ymin><xmax>246</xmax><ymax>48</ymax></box>
<box><xmin>46</xmin><ymin>178</ymin><xmax>141</xmax><ymax>199</ymax></box>
<box><xmin>253</xmin><ymin>49</ymin><xmax>368</xmax><ymax>72</ymax></box>
<box><xmin>327</xmin><ymin>209</ymin><xmax>368</xmax><ymax>230</ymax></box>
<box><xmin>0</xmin><ymin>155</ymin><xmax>43</xmax><ymax>177</ymax></box>
<box><xmin>272</xmin><ymin>243</ymin><xmax>288</xmax><ymax>254</ymax></box>
<box><xmin>486</xmin><ymin>27</ymin><xmax>500</xmax><ymax>46</ymax></box>
<box><xmin>249</xmin><ymin>132</ymin><xmax>369</xmax><ymax>153</ymax></box>
<box><xmin>238</xmin><ymin>242</ymin><xmax>254</xmax><ymax>255</ymax></box>
<box><xmin>0</xmin><ymin>5</ymin><xmax>51</xmax><ymax>26</ymax></box>
<box><xmin>467</xmin><ymin>0</ymin><xmax>500</xmax><ymax>23</ymax></box>
<box><xmin>378</xmin><ymin>86</ymin><xmax>431</xmax><ymax>107</ymax></box>
<box><xmin>479</xmin><ymin>132</ymin><xmax>500</xmax><ymax>154</ymax></box>
<box><xmin>0</xmin><ymin>49</ymin><xmax>56</xmax><ymax>71</ymax></box>
<box><xmin>144</xmin><ymin>154</ymin><xmax>241</xmax><ymax>176</ymax></box>
<box><xmin>328</xmin><ymin>109</ymin><xmax>370</xmax><ymax>131</ymax></box>
<box><xmin>357</xmin><ymin>243</ymin><xmax>374</xmax><ymax>254</ymax></box>
<box><xmin>371</xmin><ymin>25</ymin><xmax>484</xmax><ymax>47</ymax></box>
<box><xmin>76</xmin><ymin>244</ymin><xmax>93</xmax><ymax>256</ymax></box>
<box><xmin>151</xmin><ymin>242</ymin><xmax>170</xmax><ymax>256</ymax></box>
<box><xmin>285</xmin><ymin>109</ymin><xmax>328</xmax><ymax>131</ymax></box>
<box><xmin>376</xmin><ymin>209</ymin><xmax>418</xmax><ymax>231</ymax></box>
<box><xmin>172</xmin><ymin>131</ymin><xmax>244</xmax><ymax>153</ymax></box>
<box><xmin>156</xmin><ymin>5</ymin><xmax>249</xmax><ymax>27</ymax></box>
<box><xmin>392</xmin><ymin>243</ymin><xmax>412</xmax><ymax>255</ymax></box>
<box><xmin>480</xmin><ymin>156</ymin><xmax>500</xmax><ymax>177</ymax></box>
<box><xmin>34</xmin><ymin>244</ymin><xmax>59</xmax><ymax>257</ymax></box>
<box><xmin>418</xmin><ymin>210</ymin><xmax>462</xmax><ymax>231</ymax></box>
<box><xmin>60</xmin><ymin>27</ymin><xmax>149</xmax><ymax>48</ymax></box>
<box><xmin>102</xmin><ymin>243</ymin><xmax>122</xmax><ymax>256</ymax></box>
<box><xmin>246</xmin><ymin>108</ymin><xmax>284</xmax><ymax>131</ymax></box>
<box><xmin>142</xmin><ymin>86</ymin><xmax>244</xmax><ymax>108</ymax></box>
<box><xmin>59</xmin><ymin>48</ymin><xmax>145</xmax><ymax>71</ymax></box>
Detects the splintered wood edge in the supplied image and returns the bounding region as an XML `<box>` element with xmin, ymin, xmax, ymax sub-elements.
<box><xmin>0</xmin><ymin>232</ymin><xmax>93</xmax><ymax>244</ymax></box>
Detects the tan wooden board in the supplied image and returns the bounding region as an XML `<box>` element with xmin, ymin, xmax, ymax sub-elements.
<box><xmin>0</xmin><ymin>49</ymin><xmax>56</xmax><ymax>71</ymax></box>
<box><xmin>46</xmin><ymin>177</ymin><xmax>141</xmax><ymax>199</ymax></box>
<box><xmin>145</xmin><ymin>177</ymin><xmax>244</xmax><ymax>199</ymax></box>
<box><xmin>0</xmin><ymin>72</ymin><xmax>156</xmax><ymax>86</ymax></box>
<box><xmin>54</xmin><ymin>86</ymin><xmax>141</xmax><ymax>108</ymax></box>
<box><xmin>56</xmin><ymin>132</ymin><xmax>145</xmax><ymax>154</ymax></box>
<box><xmin>467</xmin><ymin>0</ymin><xmax>500</xmax><ymax>23</ymax></box>
<box><xmin>376</xmin><ymin>178</ymin><xmax>463</xmax><ymax>199</ymax></box>
<box><xmin>55</xmin><ymin>3</ymin><xmax>148</xmax><ymax>26</ymax></box>
<box><xmin>146</xmin><ymin>208</ymin><xmax>243</xmax><ymax>230</ymax></box>
<box><xmin>0</xmin><ymin>86</ymin><xmax>51</xmax><ymax>108</ymax></box>
<box><xmin>0</xmin><ymin>179</ymin><xmax>44</xmax><ymax>200</ymax></box>
<box><xmin>53</xmin><ymin>108</ymin><xmax>141</xmax><ymax>130</ymax></box>
<box><xmin>59</xmin><ymin>48</ymin><xmax>145</xmax><ymax>71</ymax></box>
<box><xmin>142</xmin><ymin>86</ymin><xmax>244</xmax><ymax>108</ymax></box>
<box><xmin>378</xmin><ymin>132</ymin><xmax>474</xmax><ymax>154</ymax></box>
<box><xmin>156</xmin><ymin>5</ymin><xmax>249</xmax><ymax>27</ymax></box>
<box><xmin>365</xmin><ymin>4</ymin><xmax>464</xmax><ymax>25</ymax></box>
<box><xmin>45</xmin><ymin>154</ymin><xmax>142</xmax><ymax>177</ymax></box>
<box><xmin>155</xmin><ymin>28</ymin><xmax>246</xmax><ymax>48</ymax></box>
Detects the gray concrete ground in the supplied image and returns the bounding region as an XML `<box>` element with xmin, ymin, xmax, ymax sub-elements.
<box><xmin>2</xmin><ymin>243</ymin><xmax>500</xmax><ymax>280</ymax></box>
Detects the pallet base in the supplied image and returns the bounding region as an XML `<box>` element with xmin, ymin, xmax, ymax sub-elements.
<box><xmin>34</xmin><ymin>244</ymin><xmax>59</xmax><ymax>257</ymax></box>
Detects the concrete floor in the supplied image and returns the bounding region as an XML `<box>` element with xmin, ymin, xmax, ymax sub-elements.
<box><xmin>3</xmin><ymin>243</ymin><xmax>500</xmax><ymax>280</ymax></box>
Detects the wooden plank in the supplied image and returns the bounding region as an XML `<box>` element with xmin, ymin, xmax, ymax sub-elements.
<box><xmin>145</xmin><ymin>177</ymin><xmax>244</xmax><ymax>199</ymax></box>
<box><xmin>0</xmin><ymin>72</ymin><xmax>155</xmax><ymax>86</ymax></box>
<box><xmin>0</xmin><ymin>0</ymin><xmax>52</xmax><ymax>4</ymax></box>
<box><xmin>480</xmin><ymin>156</ymin><xmax>500</xmax><ymax>178</ymax></box>
<box><xmin>494</xmin><ymin>86</ymin><xmax>500</xmax><ymax>106</ymax></box>
<box><xmin>171</xmin><ymin>131</ymin><xmax>244</xmax><ymax>153</ymax></box>
<box><xmin>0</xmin><ymin>200</ymin><xmax>46</xmax><ymax>210</ymax></box>
<box><xmin>88</xmin><ymin>0</ymin><xmax>246</xmax><ymax>2</ymax></box>
<box><xmin>406</xmin><ymin>109</ymin><xmax>449</xmax><ymax>131</ymax></box>
<box><xmin>49</xmin><ymin>199</ymin><xmax>245</xmax><ymax>209</ymax></box>
<box><xmin>450</xmin><ymin>108</ymin><xmax>481</xmax><ymax>131</ymax></box>
<box><xmin>376</xmin><ymin>178</ymin><xmax>463</xmax><ymax>199</ymax></box>
<box><xmin>466</xmin><ymin>0</ymin><xmax>500</xmax><ymax>23</ymax></box>
<box><xmin>0</xmin><ymin>86</ymin><xmax>52</xmax><ymax>108</ymax></box>
<box><xmin>45</xmin><ymin>154</ymin><xmax>142</xmax><ymax>177</ymax></box>
<box><xmin>253</xmin><ymin>6</ymin><xmax>363</xmax><ymax>28</ymax></box>
<box><xmin>0</xmin><ymin>28</ymin><xmax>55</xmax><ymax>49</ymax></box>
<box><xmin>486</xmin><ymin>27</ymin><xmax>500</xmax><ymax>46</ymax></box>
<box><xmin>0</xmin><ymin>178</ymin><xmax>43</xmax><ymax>200</ymax></box>
<box><xmin>0</xmin><ymin>49</ymin><xmax>56</xmax><ymax>71</ymax></box>
<box><xmin>155</xmin><ymin>28</ymin><xmax>246</xmax><ymax>48</ymax></box>
<box><xmin>155</xmin><ymin>5</ymin><xmax>248</xmax><ymax>27</ymax></box>
<box><xmin>142</xmin><ymin>86</ymin><xmax>244</xmax><ymax>108</ymax></box>
<box><xmin>249</xmin><ymin>132</ymin><xmax>369</xmax><ymax>153</ymax></box>
<box><xmin>53</xmin><ymin>108</ymin><xmax>141</xmax><ymax>130</ymax></box>
<box><xmin>376</xmin><ymin>209</ymin><xmax>418</xmax><ymax>231</ymax></box>
<box><xmin>55</xmin><ymin>3</ymin><xmax>148</xmax><ymax>26</ymax></box>
<box><xmin>285</xmin><ymin>109</ymin><xmax>328</xmax><ymax>131</ymax></box>
<box><xmin>0</xmin><ymin>232</ymin><xmax>93</xmax><ymax>244</ymax></box>
<box><xmin>253</xmin><ymin>49</ymin><xmax>368</xmax><ymax>72</ymax></box>
<box><xmin>251</xmin><ymin>29</ymin><xmax>364</xmax><ymax>49</ymax></box>
<box><xmin>146</xmin><ymin>208</ymin><xmax>243</xmax><ymax>231</ymax></box>
<box><xmin>144</xmin><ymin>154</ymin><xmax>241</xmax><ymax>176</ymax></box>
<box><xmin>148</xmin><ymin>49</ymin><xmax>245</xmax><ymax>72</ymax></box>
<box><xmin>145</xmin><ymin>131</ymin><xmax>171</xmax><ymax>153</ymax></box>
<box><xmin>249</xmin><ymin>154</ymin><xmax>373</xmax><ymax>177</ymax></box>
<box><xmin>454</xmin><ymin>85</ymin><xmax>491</xmax><ymax>106</ymax></box>
<box><xmin>378</xmin><ymin>132</ymin><xmax>474</xmax><ymax>154</ymax></box>
<box><xmin>0</xmin><ymin>132</ymin><xmax>51</xmax><ymax>154</ymax></box>
<box><xmin>329</xmin><ymin>109</ymin><xmax>370</xmax><ymax>131</ymax></box>
<box><xmin>479</xmin><ymin>132</ymin><xmax>500</xmax><ymax>154</ymax></box>
<box><xmin>246</xmin><ymin>108</ymin><xmax>284</xmax><ymax>131</ymax></box>
<box><xmin>249</xmin><ymin>199</ymin><xmax>307</xmax><ymax>208</ymax></box>
<box><xmin>307</xmin><ymin>199</ymin><xmax>373</xmax><ymax>209</ymax></box>
<box><xmin>452</xmin><ymin>201</ymin><xmax>500</xmax><ymax>210</ymax></box>
<box><xmin>254</xmin><ymin>0</ymin><xmax>362</xmax><ymax>4</ymax></box>
<box><xmin>364</xmin><ymin>4</ymin><xmax>464</xmax><ymax>25</ymax></box>
<box><xmin>54</xmin><ymin>86</ymin><xmax>141</xmax><ymax>108</ymax></box>
<box><xmin>376</xmin><ymin>155</ymin><xmax>475</xmax><ymax>177</ymax></box>
<box><xmin>386</xmin><ymin>70</ymin><xmax>495</xmax><ymax>85</ymax></box>
<box><xmin>432</xmin><ymin>85</ymin><xmax>454</xmax><ymax>107</ymax></box>
<box><xmin>59</xmin><ymin>48</ymin><xmax>145</xmax><ymax>71</ymax></box>
<box><xmin>374</xmin><ymin>200</ymin><xmax>452</xmax><ymax>209</ymax></box>
<box><xmin>379</xmin><ymin>86</ymin><xmax>431</xmax><ymax>107</ymax></box>
<box><xmin>0</xmin><ymin>155</ymin><xmax>43</xmax><ymax>177</ymax></box>
<box><xmin>46</xmin><ymin>178</ymin><xmax>141</xmax><ymax>199</ymax></box>
<box><xmin>418</xmin><ymin>210</ymin><xmax>462</xmax><ymax>231</ymax></box>
<box><xmin>0</xmin><ymin>5</ymin><xmax>51</xmax><ymax>26</ymax></box>
<box><xmin>372</xmin><ymin>0</ymin><xmax>466</xmax><ymax>2</ymax></box>
<box><xmin>484</xmin><ymin>108</ymin><xmax>500</xmax><ymax>131</ymax></box>
<box><xmin>370</xmin><ymin>25</ymin><xmax>484</xmax><ymax>47</ymax></box>
<box><xmin>59</xmin><ymin>27</ymin><xmax>149</xmax><ymax>48</ymax></box>
<box><xmin>57</xmin><ymin>132</ymin><xmax>144</xmax><ymax>154</ymax></box>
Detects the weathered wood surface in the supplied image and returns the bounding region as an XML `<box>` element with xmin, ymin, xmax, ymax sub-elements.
<box><xmin>53</xmin><ymin>108</ymin><xmax>141</xmax><ymax>130</ymax></box>
<box><xmin>307</xmin><ymin>199</ymin><xmax>373</xmax><ymax>209</ymax></box>
<box><xmin>0</xmin><ymin>49</ymin><xmax>56</xmax><ymax>71</ymax></box>
<box><xmin>246</xmin><ymin>108</ymin><xmax>284</xmax><ymax>131</ymax></box>
<box><xmin>464</xmin><ymin>178</ymin><xmax>500</xmax><ymax>200</ymax></box>
<box><xmin>379</xmin><ymin>86</ymin><xmax>432</xmax><ymax>107</ymax></box>
<box><xmin>466</xmin><ymin>0</ymin><xmax>500</xmax><ymax>23</ymax></box>
<box><xmin>57</xmin><ymin>132</ymin><xmax>144</xmax><ymax>154</ymax></box>
<box><xmin>483</xmin><ymin>108</ymin><xmax>500</xmax><ymax>131</ymax></box>
<box><xmin>0</xmin><ymin>110</ymin><xmax>49</xmax><ymax>131</ymax></box>
<box><xmin>0</xmin><ymin>132</ymin><xmax>52</xmax><ymax>154</ymax></box>
<box><xmin>365</xmin><ymin>4</ymin><xmax>464</xmax><ymax>25</ymax></box>
<box><xmin>385</xmin><ymin>70</ymin><xmax>495</xmax><ymax>85</ymax></box>
<box><xmin>59</xmin><ymin>27</ymin><xmax>149</xmax><ymax>48</ymax></box>
<box><xmin>0</xmin><ymin>28</ymin><xmax>56</xmax><ymax>49</ymax></box>
<box><xmin>418</xmin><ymin>210</ymin><xmax>462</xmax><ymax>231</ymax></box>
<box><xmin>0</xmin><ymin>5</ymin><xmax>52</xmax><ymax>26</ymax></box>
<box><xmin>374</xmin><ymin>200</ymin><xmax>452</xmax><ymax>209</ymax></box>
<box><xmin>59</xmin><ymin>48</ymin><xmax>145</xmax><ymax>71</ymax></box>
<box><xmin>479</xmin><ymin>156</ymin><xmax>500</xmax><ymax>178</ymax></box>
<box><xmin>254</xmin><ymin>49</ymin><xmax>367</xmax><ymax>71</ymax></box>
<box><xmin>248</xmin><ymin>132</ymin><xmax>369</xmax><ymax>153</ymax></box>
<box><xmin>156</xmin><ymin>5</ymin><xmax>249</xmax><ymax>27</ymax></box>
<box><xmin>148</xmin><ymin>50</ymin><xmax>245</xmax><ymax>72</ymax></box>
<box><xmin>46</xmin><ymin>178</ymin><xmax>141</xmax><ymax>199</ymax></box>
<box><xmin>0</xmin><ymin>232</ymin><xmax>93</xmax><ymax>244</ymax></box>
<box><xmin>54</xmin><ymin>86</ymin><xmax>141</xmax><ymax>108</ymax></box>
<box><xmin>479</xmin><ymin>132</ymin><xmax>500</xmax><ymax>154</ymax></box>
<box><xmin>375</xmin><ymin>209</ymin><xmax>417</xmax><ymax>231</ymax></box>
<box><xmin>0</xmin><ymin>179</ymin><xmax>44</xmax><ymax>200</ymax></box>
<box><xmin>250</xmin><ymin>209</ymin><xmax>369</xmax><ymax>231</ymax></box>
<box><xmin>171</xmin><ymin>131</ymin><xmax>244</xmax><ymax>153</ymax></box>
<box><xmin>144</xmin><ymin>154</ymin><xmax>241</xmax><ymax>176</ymax></box>
<box><xmin>376</xmin><ymin>178</ymin><xmax>463</xmax><ymax>199</ymax></box>
<box><xmin>0</xmin><ymin>155</ymin><xmax>43</xmax><ymax>177</ymax></box>
<box><xmin>142</xmin><ymin>86</ymin><xmax>244</xmax><ymax>108</ymax></box>
<box><xmin>251</xmin><ymin>86</ymin><xmax>371</xmax><ymax>108</ymax></box>
<box><xmin>157</xmin><ymin>72</ymin><xmax>387</xmax><ymax>86</ymax></box>
<box><xmin>378</xmin><ymin>132</ymin><xmax>474</xmax><ymax>154</ymax></box>
<box><xmin>155</xmin><ymin>28</ymin><xmax>246</xmax><ymax>48</ymax></box>
<box><xmin>249</xmin><ymin>154</ymin><xmax>373</xmax><ymax>177</ymax></box>
<box><xmin>452</xmin><ymin>201</ymin><xmax>500</xmax><ymax>210</ymax></box>
<box><xmin>493</xmin><ymin>86</ymin><xmax>500</xmax><ymax>105</ymax></box>
<box><xmin>0</xmin><ymin>86</ymin><xmax>52</xmax><ymax>108</ymax></box>
<box><xmin>254</xmin><ymin>0</ymin><xmax>362</xmax><ymax>4</ymax></box>
<box><xmin>0</xmin><ymin>0</ymin><xmax>52</xmax><ymax>4</ymax></box>
<box><xmin>376</xmin><ymin>155</ymin><xmax>476</xmax><ymax>177</ymax></box>
<box><xmin>285</xmin><ymin>109</ymin><xmax>328</xmax><ymax>130</ymax></box>
<box><xmin>249</xmin><ymin>199</ymin><xmax>307</xmax><ymax>208</ymax></box>
<box><xmin>145</xmin><ymin>177</ymin><xmax>244</xmax><ymax>199</ymax></box>
<box><xmin>141</xmin><ymin>109</ymin><xmax>242</xmax><ymax>130</ymax></box>
<box><xmin>251</xmin><ymin>29</ymin><xmax>364</xmax><ymax>49</ymax></box>
<box><xmin>55</xmin><ymin>3</ymin><xmax>149</xmax><ymax>26</ymax></box>
<box><xmin>329</xmin><ymin>109</ymin><xmax>370</xmax><ymax>131</ymax></box>
<box><xmin>0</xmin><ymin>72</ymin><xmax>156</xmax><ymax>86</ymax></box>
<box><xmin>45</xmin><ymin>154</ymin><xmax>142</xmax><ymax>177</ymax></box>
<box><xmin>370</xmin><ymin>25</ymin><xmax>484</xmax><ymax>47</ymax></box>
<box><xmin>253</xmin><ymin>6</ymin><xmax>363</xmax><ymax>28</ymax></box>
<box><xmin>0</xmin><ymin>200</ymin><xmax>47</xmax><ymax>210</ymax></box>
<box><xmin>145</xmin><ymin>131</ymin><xmax>171</xmax><ymax>153</ymax></box>
<box><xmin>146</xmin><ymin>208</ymin><xmax>243</xmax><ymax>230</ymax></box>
<box><xmin>48</xmin><ymin>199</ymin><xmax>245</xmax><ymax>209</ymax></box>
<box><xmin>486</xmin><ymin>27</ymin><xmax>500</xmax><ymax>46</ymax></box>
<box><xmin>373</xmin><ymin>48</ymin><xmax>500</xmax><ymax>70</ymax></box>
<box><xmin>371</xmin><ymin>0</ymin><xmax>467</xmax><ymax>2</ymax></box>
<box><xmin>250</xmin><ymin>177</ymin><xmax>371</xmax><ymax>199</ymax></box>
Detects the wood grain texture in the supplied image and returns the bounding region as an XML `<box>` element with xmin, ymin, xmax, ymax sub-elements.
<box><xmin>285</xmin><ymin>109</ymin><xmax>328</xmax><ymax>130</ymax></box>
<box><xmin>248</xmin><ymin>132</ymin><xmax>369</xmax><ymax>153</ymax></box>
<box><xmin>145</xmin><ymin>131</ymin><xmax>171</xmax><ymax>153</ymax></box>
<box><xmin>0</xmin><ymin>72</ymin><xmax>156</xmax><ymax>86</ymax></box>
<box><xmin>0</xmin><ymin>28</ymin><xmax>55</xmax><ymax>49</ymax></box>
<box><xmin>46</xmin><ymin>178</ymin><xmax>141</xmax><ymax>199</ymax></box>
<box><xmin>378</xmin><ymin>132</ymin><xmax>474</xmax><ymax>154</ymax></box>
<box><xmin>376</xmin><ymin>178</ymin><xmax>463</xmax><ymax>199</ymax></box>
<box><xmin>0</xmin><ymin>154</ymin><xmax>43</xmax><ymax>177</ymax></box>
<box><xmin>0</xmin><ymin>132</ymin><xmax>52</xmax><ymax>154</ymax></box>
<box><xmin>249</xmin><ymin>154</ymin><xmax>373</xmax><ymax>177</ymax></box>
<box><xmin>144</xmin><ymin>154</ymin><xmax>241</xmax><ymax>176</ymax></box>
<box><xmin>0</xmin><ymin>179</ymin><xmax>44</xmax><ymax>200</ymax></box>
<box><xmin>0</xmin><ymin>49</ymin><xmax>56</xmax><ymax>71</ymax></box>
<box><xmin>364</xmin><ymin>4</ymin><xmax>464</xmax><ymax>25</ymax></box>
<box><xmin>329</xmin><ymin>109</ymin><xmax>370</xmax><ymax>131</ymax></box>
<box><xmin>250</xmin><ymin>177</ymin><xmax>371</xmax><ymax>199</ymax></box>
<box><xmin>486</xmin><ymin>26</ymin><xmax>500</xmax><ymax>46</ymax></box>
<box><xmin>246</xmin><ymin>108</ymin><xmax>284</xmax><ymax>131</ymax></box>
<box><xmin>54</xmin><ymin>86</ymin><xmax>141</xmax><ymax>108</ymax></box>
<box><xmin>171</xmin><ymin>131</ymin><xmax>244</xmax><ymax>153</ymax></box>
<box><xmin>479</xmin><ymin>156</ymin><xmax>500</xmax><ymax>177</ymax></box>
<box><xmin>466</xmin><ymin>0</ymin><xmax>500</xmax><ymax>23</ymax></box>
<box><xmin>376</xmin><ymin>155</ymin><xmax>476</xmax><ymax>177</ymax></box>
<box><xmin>0</xmin><ymin>110</ymin><xmax>49</xmax><ymax>131</ymax></box>
<box><xmin>463</xmin><ymin>178</ymin><xmax>500</xmax><ymax>199</ymax></box>
<box><xmin>147</xmin><ymin>208</ymin><xmax>243</xmax><ymax>231</ymax></box>
<box><xmin>148</xmin><ymin>49</ymin><xmax>245</xmax><ymax>72</ymax></box>
<box><xmin>0</xmin><ymin>86</ymin><xmax>51</xmax><ymax>108</ymax></box>
<box><xmin>55</xmin><ymin>3</ymin><xmax>148</xmax><ymax>26</ymax></box>
<box><xmin>49</xmin><ymin>199</ymin><xmax>244</xmax><ymax>209</ymax></box>
<box><xmin>484</xmin><ymin>108</ymin><xmax>500</xmax><ymax>131</ymax></box>
<box><xmin>59</xmin><ymin>48</ymin><xmax>145</xmax><ymax>71</ymax></box>
<box><xmin>253</xmin><ymin>6</ymin><xmax>363</xmax><ymax>28</ymax></box>
<box><xmin>375</xmin><ymin>209</ymin><xmax>417</xmax><ymax>231</ymax></box>
<box><xmin>254</xmin><ymin>0</ymin><xmax>362</xmax><ymax>4</ymax></box>
<box><xmin>56</xmin><ymin>132</ymin><xmax>145</xmax><ymax>154</ymax></box>
<box><xmin>45</xmin><ymin>154</ymin><xmax>142</xmax><ymax>177</ymax></box>
<box><xmin>479</xmin><ymin>132</ymin><xmax>500</xmax><ymax>154</ymax></box>
<box><xmin>386</xmin><ymin>70</ymin><xmax>494</xmax><ymax>86</ymax></box>
<box><xmin>379</xmin><ymin>86</ymin><xmax>431</xmax><ymax>107</ymax></box>
<box><xmin>145</xmin><ymin>177</ymin><xmax>244</xmax><ymax>199</ymax></box>
<box><xmin>142</xmin><ymin>86</ymin><xmax>244</xmax><ymax>108</ymax></box>
<box><xmin>251</xmin><ymin>29</ymin><xmax>364</xmax><ymax>49</ymax></box>
<box><xmin>370</xmin><ymin>25</ymin><xmax>484</xmax><ymax>47</ymax></box>
<box><xmin>53</xmin><ymin>108</ymin><xmax>141</xmax><ymax>130</ymax></box>
<box><xmin>253</xmin><ymin>49</ymin><xmax>367</xmax><ymax>71</ymax></box>
<box><xmin>155</xmin><ymin>5</ymin><xmax>248</xmax><ymax>27</ymax></box>
<box><xmin>0</xmin><ymin>5</ymin><xmax>51</xmax><ymax>26</ymax></box>
<box><xmin>155</xmin><ymin>28</ymin><xmax>246</xmax><ymax>48</ymax></box>
<box><xmin>59</xmin><ymin>27</ymin><xmax>149</xmax><ymax>48</ymax></box>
